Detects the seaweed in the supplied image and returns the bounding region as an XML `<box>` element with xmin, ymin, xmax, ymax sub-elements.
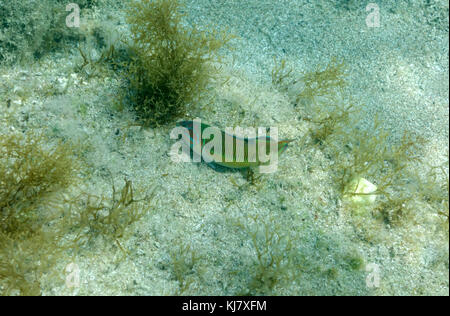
<box><xmin>0</xmin><ymin>220</ymin><xmax>69</xmax><ymax>296</ymax></box>
<box><xmin>167</xmin><ymin>241</ymin><xmax>202</xmax><ymax>295</ymax></box>
<box><xmin>272</xmin><ymin>58</ymin><xmax>353</xmax><ymax>145</ymax></box>
<box><xmin>328</xmin><ymin>120</ymin><xmax>426</xmax><ymax>221</ymax></box>
<box><xmin>0</xmin><ymin>0</ymin><xmax>84</xmax><ymax>65</ymax></box>
<box><xmin>0</xmin><ymin>132</ymin><xmax>79</xmax><ymax>295</ymax></box>
<box><xmin>76</xmin><ymin>43</ymin><xmax>120</xmax><ymax>79</ymax></box>
<box><xmin>272</xmin><ymin>57</ymin><xmax>347</xmax><ymax>104</ymax></box>
<box><xmin>0</xmin><ymin>132</ymin><xmax>79</xmax><ymax>234</ymax></box>
<box><xmin>342</xmin><ymin>252</ymin><xmax>365</xmax><ymax>271</ymax></box>
<box><xmin>271</xmin><ymin>58</ymin><xmax>434</xmax><ymax>224</ymax></box>
<box><xmin>418</xmin><ymin>155</ymin><xmax>449</xmax><ymax>223</ymax></box>
<box><xmin>124</xmin><ymin>0</ymin><xmax>234</xmax><ymax>126</ymax></box>
<box><xmin>65</xmin><ymin>179</ymin><xmax>156</xmax><ymax>254</ymax></box>
<box><xmin>303</xmin><ymin>98</ymin><xmax>358</xmax><ymax>145</ymax></box>
<box><xmin>272</xmin><ymin>58</ymin><xmax>437</xmax><ymax>226</ymax></box>
<box><xmin>0</xmin><ymin>131</ymin><xmax>154</xmax><ymax>295</ymax></box>
<box><xmin>295</xmin><ymin>58</ymin><xmax>347</xmax><ymax>106</ymax></box>
<box><xmin>233</xmin><ymin>214</ymin><xmax>300</xmax><ymax>296</ymax></box>
<box><xmin>75</xmin><ymin>25</ymin><xmax>131</xmax><ymax>80</ymax></box>
<box><xmin>0</xmin><ymin>0</ymin><xmax>125</xmax><ymax>66</ymax></box>
<box><xmin>271</xmin><ymin>58</ymin><xmax>293</xmax><ymax>90</ymax></box>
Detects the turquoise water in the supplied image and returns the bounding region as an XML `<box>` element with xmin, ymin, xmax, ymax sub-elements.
<box><xmin>0</xmin><ymin>0</ymin><xmax>448</xmax><ymax>296</ymax></box>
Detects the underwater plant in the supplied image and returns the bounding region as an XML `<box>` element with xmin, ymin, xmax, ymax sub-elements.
<box><xmin>272</xmin><ymin>58</ymin><xmax>347</xmax><ymax>106</ymax></box>
<box><xmin>272</xmin><ymin>58</ymin><xmax>436</xmax><ymax>226</ymax></box>
<box><xmin>0</xmin><ymin>132</ymin><xmax>80</xmax><ymax>295</ymax></box>
<box><xmin>0</xmin><ymin>0</ymin><xmax>85</xmax><ymax>65</ymax></box>
<box><xmin>303</xmin><ymin>98</ymin><xmax>358</xmax><ymax>145</ymax></box>
<box><xmin>124</xmin><ymin>0</ymin><xmax>233</xmax><ymax>126</ymax></box>
<box><xmin>65</xmin><ymin>179</ymin><xmax>155</xmax><ymax>254</ymax></box>
<box><xmin>76</xmin><ymin>43</ymin><xmax>121</xmax><ymax>80</ymax></box>
<box><xmin>417</xmin><ymin>155</ymin><xmax>449</xmax><ymax>223</ymax></box>
<box><xmin>329</xmin><ymin>120</ymin><xmax>426</xmax><ymax>221</ymax></box>
<box><xmin>232</xmin><ymin>214</ymin><xmax>300</xmax><ymax>296</ymax></box>
<box><xmin>0</xmin><ymin>132</ymin><xmax>79</xmax><ymax>234</ymax></box>
<box><xmin>167</xmin><ymin>240</ymin><xmax>202</xmax><ymax>295</ymax></box>
<box><xmin>272</xmin><ymin>58</ymin><xmax>353</xmax><ymax>145</ymax></box>
<box><xmin>271</xmin><ymin>58</ymin><xmax>293</xmax><ymax>90</ymax></box>
<box><xmin>0</xmin><ymin>226</ymin><xmax>65</xmax><ymax>295</ymax></box>
<box><xmin>297</xmin><ymin>58</ymin><xmax>347</xmax><ymax>104</ymax></box>
<box><xmin>0</xmin><ymin>130</ymin><xmax>154</xmax><ymax>295</ymax></box>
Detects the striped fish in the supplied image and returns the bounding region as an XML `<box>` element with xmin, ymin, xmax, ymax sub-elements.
<box><xmin>176</xmin><ymin>120</ymin><xmax>293</xmax><ymax>169</ymax></box>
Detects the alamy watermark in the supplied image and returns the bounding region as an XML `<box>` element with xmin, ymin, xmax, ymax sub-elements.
<box><xmin>169</xmin><ymin>118</ymin><xmax>281</xmax><ymax>173</ymax></box>
<box><xmin>366</xmin><ymin>3</ymin><xmax>381</xmax><ymax>28</ymax></box>
<box><xmin>65</xmin><ymin>262</ymin><xmax>80</xmax><ymax>289</ymax></box>
<box><xmin>365</xmin><ymin>263</ymin><xmax>381</xmax><ymax>288</ymax></box>
<box><xmin>65</xmin><ymin>2</ymin><xmax>381</xmax><ymax>29</ymax></box>
<box><xmin>66</xmin><ymin>3</ymin><xmax>80</xmax><ymax>28</ymax></box>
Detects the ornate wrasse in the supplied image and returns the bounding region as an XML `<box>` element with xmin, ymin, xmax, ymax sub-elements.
<box><xmin>176</xmin><ymin>120</ymin><xmax>293</xmax><ymax>169</ymax></box>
